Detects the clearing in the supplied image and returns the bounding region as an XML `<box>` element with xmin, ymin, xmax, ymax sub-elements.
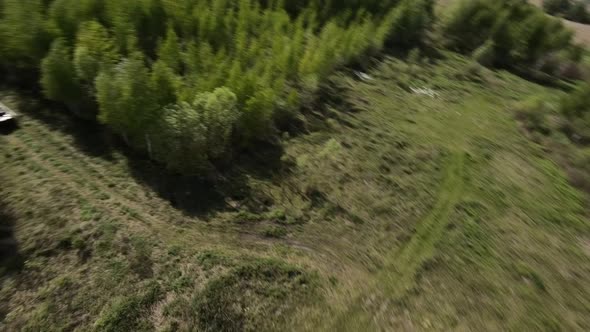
<box><xmin>1</xmin><ymin>54</ymin><xmax>590</xmax><ymax>331</ymax></box>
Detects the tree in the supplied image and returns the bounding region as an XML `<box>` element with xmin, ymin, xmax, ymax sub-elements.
<box><xmin>96</xmin><ymin>54</ymin><xmax>157</xmax><ymax>142</ymax></box>
<box><xmin>41</xmin><ymin>39</ymin><xmax>83</xmax><ymax>105</ymax></box>
<box><xmin>74</xmin><ymin>21</ymin><xmax>119</xmax><ymax>84</ymax></box>
<box><xmin>153</xmin><ymin>87</ymin><xmax>239</xmax><ymax>172</ymax></box>
<box><xmin>543</xmin><ymin>0</ymin><xmax>571</xmax><ymax>15</ymax></box>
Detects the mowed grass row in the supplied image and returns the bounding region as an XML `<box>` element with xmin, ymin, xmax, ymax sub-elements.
<box><xmin>0</xmin><ymin>96</ymin><xmax>325</xmax><ymax>330</ymax></box>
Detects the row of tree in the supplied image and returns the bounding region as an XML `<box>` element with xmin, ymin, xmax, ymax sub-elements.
<box><xmin>0</xmin><ymin>0</ymin><xmax>435</xmax><ymax>172</ymax></box>
<box><xmin>0</xmin><ymin>0</ymin><xmax>582</xmax><ymax>173</ymax></box>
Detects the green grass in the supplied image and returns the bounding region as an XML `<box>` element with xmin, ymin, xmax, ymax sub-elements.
<box><xmin>1</xmin><ymin>53</ymin><xmax>590</xmax><ymax>331</ymax></box>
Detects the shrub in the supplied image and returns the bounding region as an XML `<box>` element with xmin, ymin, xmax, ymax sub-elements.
<box><xmin>0</xmin><ymin>0</ymin><xmax>445</xmax><ymax>173</ymax></box>
<box><xmin>566</xmin><ymin>1</ymin><xmax>590</xmax><ymax>23</ymax></box>
<box><xmin>544</xmin><ymin>0</ymin><xmax>590</xmax><ymax>23</ymax></box>
<box><xmin>443</xmin><ymin>0</ymin><xmax>574</xmax><ymax>68</ymax></box>
<box><xmin>514</xmin><ymin>97</ymin><xmax>553</xmax><ymax>136</ymax></box>
<box><xmin>559</xmin><ymin>82</ymin><xmax>590</xmax><ymax>142</ymax></box>
<box><xmin>543</xmin><ymin>0</ymin><xmax>571</xmax><ymax>15</ymax></box>
<box><xmin>472</xmin><ymin>39</ymin><xmax>496</xmax><ymax>67</ymax></box>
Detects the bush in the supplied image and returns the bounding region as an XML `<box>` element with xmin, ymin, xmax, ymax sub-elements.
<box><xmin>514</xmin><ymin>97</ymin><xmax>553</xmax><ymax>136</ymax></box>
<box><xmin>544</xmin><ymin>0</ymin><xmax>590</xmax><ymax>23</ymax></box>
<box><xmin>443</xmin><ymin>0</ymin><xmax>574</xmax><ymax>68</ymax></box>
<box><xmin>567</xmin><ymin>1</ymin><xmax>590</xmax><ymax>23</ymax></box>
<box><xmin>543</xmin><ymin>0</ymin><xmax>571</xmax><ymax>15</ymax></box>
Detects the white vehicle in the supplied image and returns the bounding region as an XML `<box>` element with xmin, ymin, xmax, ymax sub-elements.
<box><xmin>0</xmin><ymin>102</ymin><xmax>16</xmax><ymax>123</ymax></box>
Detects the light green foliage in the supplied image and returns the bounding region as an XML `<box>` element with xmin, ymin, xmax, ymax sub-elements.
<box><xmin>153</xmin><ymin>87</ymin><xmax>239</xmax><ymax>172</ymax></box>
<box><xmin>96</xmin><ymin>55</ymin><xmax>157</xmax><ymax>140</ymax></box>
<box><xmin>74</xmin><ymin>21</ymin><xmax>119</xmax><ymax>84</ymax></box>
<box><xmin>0</xmin><ymin>0</ymin><xmax>436</xmax><ymax>172</ymax></box>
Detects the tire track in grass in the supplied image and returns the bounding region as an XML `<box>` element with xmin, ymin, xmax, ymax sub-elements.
<box><xmin>383</xmin><ymin>151</ymin><xmax>465</xmax><ymax>295</ymax></box>
<box><xmin>330</xmin><ymin>152</ymin><xmax>465</xmax><ymax>330</ymax></box>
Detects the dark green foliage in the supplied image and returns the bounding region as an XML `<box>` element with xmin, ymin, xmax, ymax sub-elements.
<box><xmin>567</xmin><ymin>1</ymin><xmax>590</xmax><ymax>23</ymax></box>
<box><xmin>472</xmin><ymin>40</ymin><xmax>496</xmax><ymax>67</ymax></box>
<box><xmin>0</xmin><ymin>0</ymin><xmax>50</xmax><ymax>68</ymax></box>
<box><xmin>560</xmin><ymin>82</ymin><xmax>590</xmax><ymax>141</ymax></box>
<box><xmin>96</xmin><ymin>54</ymin><xmax>158</xmax><ymax>140</ymax></box>
<box><xmin>443</xmin><ymin>0</ymin><xmax>574</xmax><ymax>68</ymax></box>
<box><xmin>543</xmin><ymin>0</ymin><xmax>590</xmax><ymax>23</ymax></box>
<box><xmin>544</xmin><ymin>0</ymin><xmax>572</xmax><ymax>14</ymax></box>
<box><xmin>73</xmin><ymin>21</ymin><xmax>119</xmax><ymax>84</ymax></box>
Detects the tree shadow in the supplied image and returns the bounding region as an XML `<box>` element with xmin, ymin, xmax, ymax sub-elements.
<box><xmin>123</xmin><ymin>140</ymin><xmax>286</xmax><ymax>218</ymax></box>
<box><xmin>0</xmin><ymin>84</ymin><xmax>292</xmax><ymax>219</ymax></box>
<box><xmin>3</xmin><ymin>87</ymin><xmax>116</xmax><ymax>161</ymax></box>
<box><xmin>0</xmin><ymin>120</ymin><xmax>19</xmax><ymax>135</ymax></box>
<box><xmin>0</xmin><ymin>200</ymin><xmax>23</xmax><ymax>276</ymax></box>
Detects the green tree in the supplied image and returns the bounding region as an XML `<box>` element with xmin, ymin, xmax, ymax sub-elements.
<box><xmin>96</xmin><ymin>54</ymin><xmax>157</xmax><ymax>142</ymax></box>
<box><xmin>543</xmin><ymin>0</ymin><xmax>571</xmax><ymax>15</ymax></box>
<box><xmin>0</xmin><ymin>0</ymin><xmax>50</xmax><ymax>68</ymax></box>
<box><xmin>41</xmin><ymin>39</ymin><xmax>83</xmax><ymax>105</ymax></box>
<box><xmin>154</xmin><ymin>87</ymin><xmax>239</xmax><ymax>172</ymax></box>
<box><xmin>74</xmin><ymin>21</ymin><xmax>119</xmax><ymax>84</ymax></box>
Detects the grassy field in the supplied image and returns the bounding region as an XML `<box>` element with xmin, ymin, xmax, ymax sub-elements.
<box><xmin>1</xmin><ymin>53</ymin><xmax>590</xmax><ymax>331</ymax></box>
